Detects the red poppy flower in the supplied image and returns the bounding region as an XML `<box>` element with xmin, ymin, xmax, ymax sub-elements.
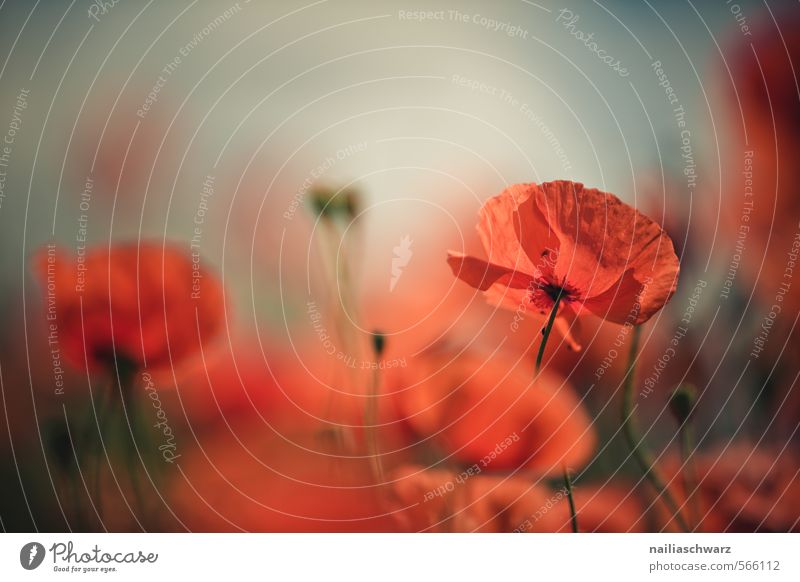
<box><xmin>172</xmin><ymin>335</ymin><xmax>379</xmax><ymax>435</ymax></box>
<box><xmin>390</xmin><ymin>343</ymin><xmax>596</xmax><ymax>476</ymax></box>
<box><xmin>556</xmin><ymin>482</ymin><xmax>645</xmax><ymax>533</ymax></box>
<box><xmin>171</xmin><ymin>427</ymin><xmax>397</xmax><ymax>532</ymax></box>
<box><xmin>34</xmin><ymin>242</ymin><xmax>224</xmax><ymax>372</ymax></box>
<box><xmin>660</xmin><ymin>443</ymin><xmax>800</xmax><ymax>532</ymax></box>
<box><xmin>448</xmin><ymin>181</ymin><xmax>680</xmax><ymax>349</ymax></box>
<box><xmin>171</xmin><ymin>338</ymin><xmax>312</xmax><ymax>431</ymax></box>
<box><xmin>389</xmin><ymin>465</ymin><xmax>644</xmax><ymax>532</ymax></box>
<box><xmin>389</xmin><ymin>464</ymin><xmax>557</xmax><ymax>532</ymax></box>
<box><xmin>721</xmin><ymin>11</ymin><xmax>800</xmax><ymax>352</ymax></box>
<box><xmin>465</xmin><ymin>476</ymin><xmax>645</xmax><ymax>533</ymax></box>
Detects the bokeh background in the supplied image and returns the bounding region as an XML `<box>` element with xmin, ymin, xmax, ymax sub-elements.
<box><xmin>0</xmin><ymin>0</ymin><xmax>798</xmax><ymax>532</ymax></box>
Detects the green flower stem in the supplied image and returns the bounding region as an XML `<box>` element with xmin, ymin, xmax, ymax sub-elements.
<box><xmin>535</xmin><ymin>291</ymin><xmax>563</xmax><ymax>373</ymax></box>
<box><xmin>365</xmin><ymin>366</ymin><xmax>385</xmax><ymax>484</ymax></box>
<box><xmin>114</xmin><ymin>360</ymin><xmax>148</xmax><ymax>522</ymax></box>
<box><xmin>679</xmin><ymin>422</ymin><xmax>699</xmax><ymax>531</ymax></box>
<box><xmin>317</xmin><ymin>218</ymin><xmax>359</xmax><ymax>451</ymax></box>
<box><xmin>91</xmin><ymin>385</ymin><xmax>112</xmax><ymax>520</ymax></box>
<box><xmin>562</xmin><ymin>467</ymin><xmax>579</xmax><ymax>533</ymax></box>
<box><xmin>535</xmin><ymin>294</ymin><xmax>578</xmax><ymax>533</ymax></box>
<box><xmin>621</xmin><ymin>325</ymin><xmax>690</xmax><ymax>533</ymax></box>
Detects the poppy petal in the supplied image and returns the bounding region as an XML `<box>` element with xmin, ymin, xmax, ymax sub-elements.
<box><xmin>446</xmin><ymin>251</ymin><xmax>534</xmax><ymax>292</ymax></box>
<box><xmin>581</xmin><ymin>240</ymin><xmax>679</xmax><ymax>325</ymax></box>
<box><xmin>392</xmin><ymin>346</ymin><xmax>596</xmax><ymax>475</ymax></box>
<box><xmin>534</xmin><ymin>181</ymin><xmax>678</xmax><ymax>312</ymax></box>
<box><xmin>477</xmin><ymin>184</ymin><xmax>555</xmax><ymax>276</ymax></box>
<box><xmin>581</xmin><ymin>268</ymin><xmax>644</xmax><ymax>324</ymax></box>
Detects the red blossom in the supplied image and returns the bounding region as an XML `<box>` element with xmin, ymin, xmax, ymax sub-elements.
<box><xmin>390</xmin><ymin>344</ymin><xmax>596</xmax><ymax>475</ymax></box>
<box><xmin>34</xmin><ymin>242</ymin><xmax>224</xmax><ymax>372</ymax></box>
<box><xmin>448</xmin><ymin>181</ymin><xmax>680</xmax><ymax>349</ymax></box>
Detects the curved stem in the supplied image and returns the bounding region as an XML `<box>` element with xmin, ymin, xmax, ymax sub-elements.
<box><xmin>317</xmin><ymin>219</ymin><xmax>358</xmax><ymax>452</ymax></box>
<box><xmin>114</xmin><ymin>360</ymin><xmax>148</xmax><ymax>521</ymax></box>
<box><xmin>91</xmin><ymin>385</ymin><xmax>112</xmax><ymax>520</ymax></box>
<box><xmin>562</xmin><ymin>466</ymin><xmax>579</xmax><ymax>533</ymax></box>
<box><xmin>679</xmin><ymin>423</ymin><xmax>699</xmax><ymax>531</ymax></box>
<box><xmin>534</xmin><ymin>295</ymin><xmax>579</xmax><ymax>533</ymax></box>
<box><xmin>621</xmin><ymin>325</ymin><xmax>690</xmax><ymax>533</ymax></box>
<box><xmin>535</xmin><ymin>291</ymin><xmax>563</xmax><ymax>373</ymax></box>
<box><xmin>365</xmin><ymin>366</ymin><xmax>385</xmax><ymax>484</ymax></box>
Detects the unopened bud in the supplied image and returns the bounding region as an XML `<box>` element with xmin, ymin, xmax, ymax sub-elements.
<box><xmin>344</xmin><ymin>189</ymin><xmax>360</xmax><ymax>218</ymax></box>
<box><xmin>308</xmin><ymin>186</ymin><xmax>361</xmax><ymax>221</ymax></box>
<box><xmin>371</xmin><ymin>330</ymin><xmax>386</xmax><ymax>356</ymax></box>
<box><xmin>669</xmin><ymin>384</ymin><xmax>696</xmax><ymax>425</ymax></box>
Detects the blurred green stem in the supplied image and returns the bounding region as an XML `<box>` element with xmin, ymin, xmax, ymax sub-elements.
<box><xmin>115</xmin><ymin>360</ymin><xmax>148</xmax><ymax>522</ymax></box>
<box><xmin>91</xmin><ymin>385</ymin><xmax>112</xmax><ymax>520</ymax></box>
<box><xmin>562</xmin><ymin>467</ymin><xmax>579</xmax><ymax>533</ymax></box>
<box><xmin>535</xmin><ymin>291</ymin><xmax>563</xmax><ymax>373</ymax></box>
<box><xmin>535</xmin><ymin>294</ymin><xmax>578</xmax><ymax>533</ymax></box>
<box><xmin>679</xmin><ymin>422</ymin><xmax>699</xmax><ymax>531</ymax></box>
<box><xmin>365</xmin><ymin>366</ymin><xmax>385</xmax><ymax>484</ymax></box>
<box><xmin>621</xmin><ymin>325</ymin><xmax>690</xmax><ymax>533</ymax></box>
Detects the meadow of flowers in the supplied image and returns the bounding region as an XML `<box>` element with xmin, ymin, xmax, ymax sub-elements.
<box><xmin>0</xmin><ymin>1</ymin><xmax>798</xmax><ymax>536</ymax></box>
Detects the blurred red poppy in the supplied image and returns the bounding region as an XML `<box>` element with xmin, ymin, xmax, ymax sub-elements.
<box><xmin>722</xmin><ymin>14</ymin><xmax>800</xmax><ymax>434</ymax></box>
<box><xmin>389</xmin><ymin>343</ymin><xmax>596</xmax><ymax>476</ymax></box>
<box><xmin>448</xmin><ymin>181</ymin><xmax>679</xmax><ymax>349</ymax></box>
<box><xmin>724</xmin><ymin>11</ymin><xmax>800</xmax><ymax>309</ymax></box>
<box><xmin>660</xmin><ymin>443</ymin><xmax>800</xmax><ymax>532</ymax></box>
<box><xmin>34</xmin><ymin>242</ymin><xmax>224</xmax><ymax>372</ymax></box>
<box><xmin>389</xmin><ymin>465</ymin><xmax>644</xmax><ymax>532</ymax></box>
<box><xmin>172</xmin><ymin>339</ymin><xmax>285</xmax><ymax>428</ymax></box>
<box><xmin>560</xmin><ymin>482</ymin><xmax>645</xmax><ymax>533</ymax></box>
<box><xmin>389</xmin><ymin>464</ymin><xmax>556</xmax><ymax>532</ymax></box>
<box><xmin>172</xmin><ymin>335</ymin><xmax>347</xmax><ymax>433</ymax></box>
<box><xmin>170</xmin><ymin>427</ymin><xmax>397</xmax><ymax>532</ymax></box>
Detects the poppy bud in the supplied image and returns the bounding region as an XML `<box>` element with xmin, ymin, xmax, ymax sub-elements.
<box><xmin>669</xmin><ymin>384</ymin><xmax>696</xmax><ymax>425</ymax></box>
<box><xmin>308</xmin><ymin>187</ymin><xmax>332</xmax><ymax>218</ymax></box>
<box><xmin>308</xmin><ymin>186</ymin><xmax>361</xmax><ymax>221</ymax></box>
<box><xmin>343</xmin><ymin>189</ymin><xmax>360</xmax><ymax>219</ymax></box>
<box><xmin>371</xmin><ymin>330</ymin><xmax>386</xmax><ymax>357</ymax></box>
<box><xmin>43</xmin><ymin>418</ymin><xmax>76</xmax><ymax>473</ymax></box>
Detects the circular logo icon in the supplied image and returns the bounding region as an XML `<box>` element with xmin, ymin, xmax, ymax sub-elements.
<box><xmin>20</xmin><ymin>542</ymin><xmax>46</xmax><ymax>570</ymax></box>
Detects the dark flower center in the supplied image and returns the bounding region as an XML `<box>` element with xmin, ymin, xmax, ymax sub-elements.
<box><xmin>529</xmin><ymin>279</ymin><xmax>580</xmax><ymax>313</ymax></box>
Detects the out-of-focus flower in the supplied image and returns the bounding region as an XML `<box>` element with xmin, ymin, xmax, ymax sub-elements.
<box><xmin>722</xmin><ymin>13</ymin><xmax>800</xmax><ymax>433</ymax></box>
<box><xmin>389</xmin><ymin>464</ymin><xmax>557</xmax><ymax>532</ymax></box>
<box><xmin>561</xmin><ymin>482</ymin><xmax>645</xmax><ymax>533</ymax></box>
<box><xmin>389</xmin><ymin>465</ymin><xmax>644</xmax><ymax>532</ymax></box>
<box><xmin>33</xmin><ymin>242</ymin><xmax>224</xmax><ymax>372</ymax></box>
<box><xmin>660</xmin><ymin>443</ymin><xmax>800</xmax><ymax>532</ymax></box>
<box><xmin>724</xmin><ymin>12</ymin><xmax>800</xmax><ymax>306</ymax></box>
<box><xmin>389</xmin><ymin>344</ymin><xmax>596</xmax><ymax>476</ymax></box>
<box><xmin>447</xmin><ymin>181</ymin><xmax>680</xmax><ymax>350</ymax></box>
<box><xmin>731</xmin><ymin>11</ymin><xmax>800</xmax><ymax>146</ymax></box>
<box><xmin>170</xmin><ymin>428</ymin><xmax>397</xmax><ymax>532</ymax></box>
<box><xmin>171</xmin><ymin>336</ymin><xmax>325</xmax><ymax>432</ymax></box>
